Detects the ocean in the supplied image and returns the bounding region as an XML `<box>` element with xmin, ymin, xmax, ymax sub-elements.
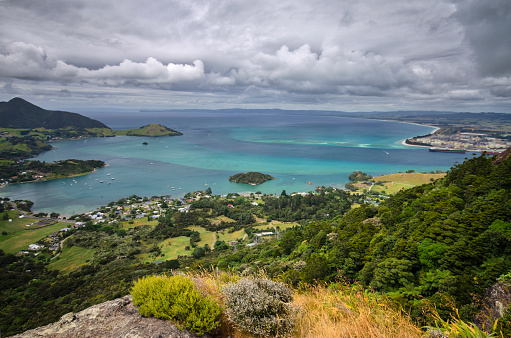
<box><xmin>0</xmin><ymin>110</ymin><xmax>470</xmax><ymax>215</ymax></box>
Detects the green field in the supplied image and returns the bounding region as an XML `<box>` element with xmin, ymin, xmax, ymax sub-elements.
<box><xmin>0</xmin><ymin>222</ymin><xmax>69</xmax><ymax>254</ymax></box>
<box><xmin>120</xmin><ymin>218</ymin><xmax>158</xmax><ymax>229</ymax></box>
<box><xmin>142</xmin><ymin>236</ymin><xmax>193</xmax><ymax>262</ymax></box>
<box><xmin>372</xmin><ymin>172</ymin><xmax>446</xmax><ymax>194</ymax></box>
<box><xmin>215</xmin><ymin>229</ymin><xmax>246</xmax><ymax>243</ymax></box>
<box><xmin>190</xmin><ymin>226</ymin><xmax>215</xmax><ymax>248</ymax></box>
<box><xmin>48</xmin><ymin>245</ymin><xmax>96</xmax><ymax>273</ymax></box>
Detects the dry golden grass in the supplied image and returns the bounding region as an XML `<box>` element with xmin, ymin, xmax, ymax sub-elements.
<box><xmin>293</xmin><ymin>285</ymin><xmax>422</xmax><ymax>338</ymax></box>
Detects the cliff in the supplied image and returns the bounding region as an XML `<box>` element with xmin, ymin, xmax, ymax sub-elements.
<box><xmin>12</xmin><ymin>295</ymin><xmax>205</xmax><ymax>338</ymax></box>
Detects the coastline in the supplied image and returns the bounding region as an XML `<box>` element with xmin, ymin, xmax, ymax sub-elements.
<box><xmin>400</xmin><ymin>124</ymin><xmax>440</xmax><ymax>148</ymax></box>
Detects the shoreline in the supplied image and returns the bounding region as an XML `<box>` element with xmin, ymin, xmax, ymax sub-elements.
<box><xmin>400</xmin><ymin>124</ymin><xmax>440</xmax><ymax>148</ymax></box>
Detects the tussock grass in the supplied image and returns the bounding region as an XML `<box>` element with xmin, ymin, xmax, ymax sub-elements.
<box><xmin>293</xmin><ymin>284</ymin><xmax>422</xmax><ymax>338</ymax></box>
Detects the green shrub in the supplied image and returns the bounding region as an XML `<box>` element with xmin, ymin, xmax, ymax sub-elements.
<box><xmin>130</xmin><ymin>275</ymin><xmax>221</xmax><ymax>335</ymax></box>
<box><xmin>222</xmin><ymin>277</ymin><xmax>297</xmax><ymax>337</ymax></box>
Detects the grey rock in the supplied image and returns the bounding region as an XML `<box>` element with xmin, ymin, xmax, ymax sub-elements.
<box><xmin>12</xmin><ymin>295</ymin><xmax>200</xmax><ymax>338</ymax></box>
<box><xmin>474</xmin><ymin>282</ymin><xmax>511</xmax><ymax>333</ymax></box>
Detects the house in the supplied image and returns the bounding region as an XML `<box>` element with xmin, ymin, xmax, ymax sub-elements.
<box><xmin>252</xmin><ymin>202</ymin><xmax>258</xmax><ymax>206</ymax></box>
<box><xmin>60</xmin><ymin>227</ymin><xmax>71</xmax><ymax>232</ymax></box>
<box><xmin>28</xmin><ymin>244</ymin><xmax>42</xmax><ymax>251</ymax></box>
<box><xmin>229</xmin><ymin>241</ymin><xmax>239</xmax><ymax>246</ymax></box>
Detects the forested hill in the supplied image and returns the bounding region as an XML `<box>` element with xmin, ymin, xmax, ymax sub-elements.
<box><xmin>205</xmin><ymin>151</ymin><xmax>511</xmax><ymax>324</ymax></box>
<box><xmin>0</xmin><ymin>98</ymin><xmax>109</xmax><ymax>129</ymax></box>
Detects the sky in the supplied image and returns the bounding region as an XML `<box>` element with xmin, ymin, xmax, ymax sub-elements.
<box><xmin>0</xmin><ymin>0</ymin><xmax>510</xmax><ymax>113</ymax></box>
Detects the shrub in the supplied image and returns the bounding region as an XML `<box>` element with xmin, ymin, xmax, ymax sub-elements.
<box><xmin>222</xmin><ymin>277</ymin><xmax>297</xmax><ymax>336</ymax></box>
<box><xmin>130</xmin><ymin>275</ymin><xmax>221</xmax><ymax>335</ymax></box>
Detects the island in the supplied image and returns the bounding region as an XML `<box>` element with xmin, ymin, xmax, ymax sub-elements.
<box><xmin>114</xmin><ymin>123</ymin><xmax>182</xmax><ymax>137</ymax></box>
<box><xmin>229</xmin><ymin>172</ymin><xmax>275</xmax><ymax>185</ymax></box>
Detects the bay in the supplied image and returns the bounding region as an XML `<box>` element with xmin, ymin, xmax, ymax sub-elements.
<box><xmin>0</xmin><ymin>111</ymin><xmax>469</xmax><ymax>215</ymax></box>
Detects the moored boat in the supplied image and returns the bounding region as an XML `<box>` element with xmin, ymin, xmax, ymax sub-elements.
<box><xmin>429</xmin><ymin>147</ymin><xmax>466</xmax><ymax>153</ymax></box>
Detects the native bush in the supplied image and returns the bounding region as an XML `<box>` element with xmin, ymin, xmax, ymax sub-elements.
<box><xmin>222</xmin><ymin>277</ymin><xmax>297</xmax><ymax>337</ymax></box>
<box><xmin>130</xmin><ymin>275</ymin><xmax>221</xmax><ymax>335</ymax></box>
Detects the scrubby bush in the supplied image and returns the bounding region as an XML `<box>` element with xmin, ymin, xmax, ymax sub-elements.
<box><xmin>222</xmin><ymin>277</ymin><xmax>297</xmax><ymax>336</ymax></box>
<box><xmin>130</xmin><ymin>275</ymin><xmax>221</xmax><ymax>335</ymax></box>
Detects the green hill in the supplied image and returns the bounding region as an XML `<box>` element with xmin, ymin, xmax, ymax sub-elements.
<box><xmin>0</xmin><ymin>98</ymin><xmax>109</xmax><ymax>129</ymax></box>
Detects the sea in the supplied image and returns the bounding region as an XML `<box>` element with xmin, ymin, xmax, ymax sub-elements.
<box><xmin>0</xmin><ymin>110</ymin><xmax>472</xmax><ymax>216</ymax></box>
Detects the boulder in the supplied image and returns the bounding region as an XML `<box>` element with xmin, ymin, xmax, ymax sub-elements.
<box><xmin>12</xmin><ymin>295</ymin><xmax>203</xmax><ymax>338</ymax></box>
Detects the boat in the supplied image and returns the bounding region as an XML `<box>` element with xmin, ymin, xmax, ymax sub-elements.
<box><xmin>429</xmin><ymin>147</ymin><xmax>466</xmax><ymax>153</ymax></box>
<box><xmin>481</xmin><ymin>150</ymin><xmax>502</xmax><ymax>155</ymax></box>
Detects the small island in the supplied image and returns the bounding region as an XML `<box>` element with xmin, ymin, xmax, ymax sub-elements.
<box><xmin>114</xmin><ymin>123</ymin><xmax>183</xmax><ymax>137</ymax></box>
<box><xmin>229</xmin><ymin>172</ymin><xmax>275</xmax><ymax>185</ymax></box>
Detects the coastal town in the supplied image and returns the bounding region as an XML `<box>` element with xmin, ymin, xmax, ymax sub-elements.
<box><xmin>406</xmin><ymin>130</ymin><xmax>511</xmax><ymax>153</ymax></box>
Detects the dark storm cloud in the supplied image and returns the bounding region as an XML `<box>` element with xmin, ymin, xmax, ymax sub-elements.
<box><xmin>455</xmin><ymin>0</ymin><xmax>511</xmax><ymax>77</ymax></box>
<box><xmin>0</xmin><ymin>0</ymin><xmax>509</xmax><ymax>111</ymax></box>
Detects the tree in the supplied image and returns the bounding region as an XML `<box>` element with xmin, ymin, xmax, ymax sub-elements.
<box><xmin>193</xmin><ymin>246</ymin><xmax>206</xmax><ymax>258</ymax></box>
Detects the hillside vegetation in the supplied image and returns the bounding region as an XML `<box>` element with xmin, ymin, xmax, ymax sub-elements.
<box><xmin>1</xmin><ymin>152</ymin><xmax>511</xmax><ymax>336</ymax></box>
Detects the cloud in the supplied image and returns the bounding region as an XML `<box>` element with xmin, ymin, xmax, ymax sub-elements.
<box><xmin>454</xmin><ymin>0</ymin><xmax>511</xmax><ymax>77</ymax></box>
<box><xmin>0</xmin><ymin>42</ymin><xmax>205</xmax><ymax>86</ymax></box>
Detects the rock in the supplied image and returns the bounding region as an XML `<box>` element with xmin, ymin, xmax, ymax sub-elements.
<box><xmin>474</xmin><ymin>282</ymin><xmax>511</xmax><ymax>333</ymax></box>
<box><xmin>493</xmin><ymin>146</ymin><xmax>511</xmax><ymax>165</ymax></box>
<box><xmin>12</xmin><ymin>295</ymin><xmax>200</xmax><ymax>338</ymax></box>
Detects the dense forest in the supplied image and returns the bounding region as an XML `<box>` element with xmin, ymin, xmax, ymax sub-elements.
<box><xmin>1</xmin><ymin>152</ymin><xmax>511</xmax><ymax>336</ymax></box>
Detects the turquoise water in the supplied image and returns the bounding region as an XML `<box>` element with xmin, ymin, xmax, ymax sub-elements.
<box><xmin>0</xmin><ymin>111</ymin><xmax>469</xmax><ymax>215</ymax></box>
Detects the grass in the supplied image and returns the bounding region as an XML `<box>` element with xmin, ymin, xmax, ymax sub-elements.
<box><xmin>48</xmin><ymin>245</ymin><xmax>95</xmax><ymax>273</ymax></box>
<box><xmin>372</xmin><ymin>172</ymin><xmax>446</xmax><ymax>194</ymax></box>
<box><xmin>292</xmin><ymin>284</ymin><xmax>423</xmax><ymax>338</ymax></box>
<box><xmin>190</xmin><ymin>226</ymin><xmax>215</xmax><ymax>248</ymax></box>
<box><xmin>120</xmin><ymin>218</ymin><xmax>158</xmax><ymax>229</ymax></box>
<box><xmin>211</xmin><ymin>215</ymin><xmax>236</xmax><ymax>225</ymax></box>
<box><xmin>272</xmin><ymin>221</ymin><xmax>299</xmax><ymax>231</ymax></box>
<box><xmin>216</xmin><ymin>229</ymin><xmax>246</xmax><ymax>243</ymax></box>
<box><xmin>0</xmin><ymin>221</ymin><xmax>70</xmax><ymax>254</ymax></box>
<box><xmin>350</xmin><ymin>172</ymin><xmax>447</xmax><ymax>195</ymax></box>
<box><xmin>142</xmin><ymin>236</ymin><xmax>193</xmax><ymax>262</ymax></box>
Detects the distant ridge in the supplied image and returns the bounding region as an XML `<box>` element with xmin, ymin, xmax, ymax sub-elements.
<box><xmin>0</xmin><ymin>97</ymin><xmax>110</xmax><ymax>129</ymax></box>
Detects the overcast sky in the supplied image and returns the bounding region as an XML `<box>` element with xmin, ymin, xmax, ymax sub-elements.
<box><xmin>1</xmin><ymin>0</ymin><xmax>510</xmax><ymax>113</ymax></box>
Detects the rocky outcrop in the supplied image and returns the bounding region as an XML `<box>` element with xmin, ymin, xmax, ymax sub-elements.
<box><xmin>12</xmin><ymin>295</ymin><xmax>202</xmax><ymax>338</ymax></box>
<box><xmin>493</xmin><ymin>146</ymin><xmax>511</xmax><ymax>165</ymax></box>
<box><xmin>474</xmin><ymin>282</ymin><xmax>511</xmax><ymax>333</ymax></box>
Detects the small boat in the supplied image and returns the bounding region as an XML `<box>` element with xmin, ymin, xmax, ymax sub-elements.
<box><xmin>100</xmin><ymin>181</ymin><xmax>104</xmax><ymax>183</ymax></box>
<box><xmin>429</xmin><ymin>147</ymin><xmax>466</xmax><ymax>153</ymax></box>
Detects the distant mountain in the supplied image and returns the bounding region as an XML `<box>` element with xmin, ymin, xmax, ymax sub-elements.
<box><xmin>0</xmin><ymin>97</ymin><xmax>110</xmax><ymax>129</ymax></box>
